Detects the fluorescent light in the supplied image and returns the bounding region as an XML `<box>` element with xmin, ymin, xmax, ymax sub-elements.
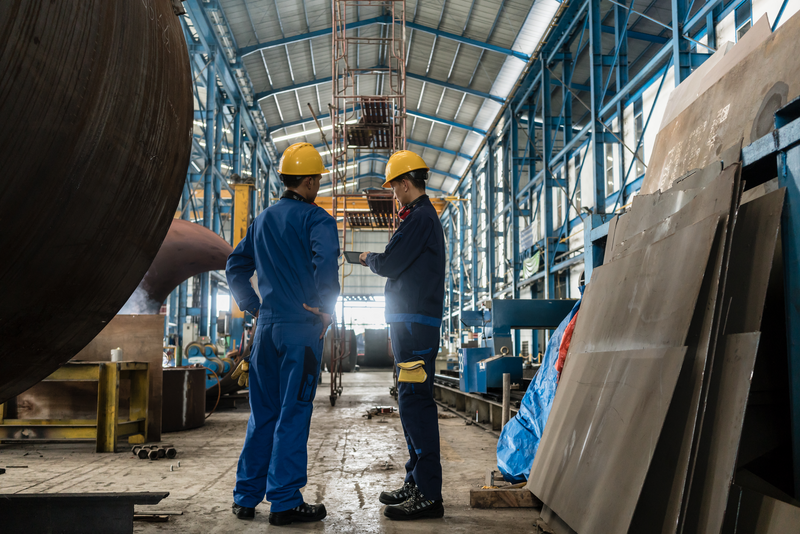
<box><xmin>272</xmin><ymin>124</ymin><xmax>332</xmax><ymax>143</ymax></box>
<box><xmin>318</xmin><ymin>181</ymin><xmax>358</xmax><ymax>195</ymax></box>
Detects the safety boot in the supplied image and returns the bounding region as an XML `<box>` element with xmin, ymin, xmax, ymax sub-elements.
<box><xmin>379</xmin><ymin>481</ymin><xmax>416</xmax><ymax>505</ymax></box>
<box><xmin>268</xmin><ymin>502</ymin><xmax>327</xmax><ymax>526</ymax></box>
<box><xmin>383</xmin><ymin>486</ymin><xmax>444</xmax><ymax>521</ymax></box>
<box><xmin>232</xmin><ymin>502</ymin><xmax>255</xmax><ymax>520</ymax></box>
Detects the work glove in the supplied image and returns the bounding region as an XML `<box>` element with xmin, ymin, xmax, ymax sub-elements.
<box><xmin>231</xmin><ymin>359</ymin><xmax>249</xmax><ymax>388</ymax></box>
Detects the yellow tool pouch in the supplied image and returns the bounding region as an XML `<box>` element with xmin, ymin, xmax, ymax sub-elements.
<box><xmin>397</xmin><ymin>360</ymin><xmax>427</xmax><ymax>383</ymax></box>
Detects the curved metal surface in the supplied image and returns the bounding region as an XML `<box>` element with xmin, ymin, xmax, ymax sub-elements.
<box><xmin>121</xmin><ymin>220</ymin><xmax>233</xmax><ymax>314</ymax></box>
<box><xmin>0</xmin><ymin>1</ymin><xmax>193</xmax><ymax>403</ymax></box>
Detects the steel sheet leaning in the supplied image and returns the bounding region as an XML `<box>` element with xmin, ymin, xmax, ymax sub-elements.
<box><xmin>628</xmin><ymin>165</ymin><xmax>739</xmax><ymax>534</ymax></box>
<box><xmin>657</xmin><ymin>16</ymin><xmax>772</xmax><ymax>132</ymax></box>
<box><xmin>569</xmin><ymin>215</ymin><xmax>720</xmax><ymax>354</ymax></box>
<box><xmin>642</xmin><ymin>11</ymin><xmax>800</xmax><ymax>194</ymax></box>
<box><xmin>682</xmin><ymin>188</ymin><xmax>787</xmax><ymax>534</ymax></box>
<box><xmin>683</xmin><ymin>333</ymin><xmax>762</xmax><ymax>534</ymax></box>
<box><xmin>0</xmin><ymin>1</ymin><xmax>192</xmax><ymax>403</ymax></box>
<box><xmin>527</xmin><ymin>347</ymin><xmax>688</xmax><ymax>534</ymax></box>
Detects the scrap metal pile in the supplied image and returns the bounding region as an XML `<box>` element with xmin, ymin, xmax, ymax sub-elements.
<box><xmin>526</xmin><ymin>13</ymin><xmax>800</xmax><ymax>534</ymax></box>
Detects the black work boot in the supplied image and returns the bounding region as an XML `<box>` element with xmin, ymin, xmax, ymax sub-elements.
<box><xmin>269</xmin><ymin>502</ymin><xmax>327</xmax><ymax>526</ymax></box>
<box><xmin>383</xmin><ymin>487</ymin><xmax>444</xmax><ymax>521</ymax></box>
<box><xmin>379</xmin><ymin>481</ymin><xmax>416</xmax><ymax>505</ymax></box>
<box><xmin>232</xmin><ymin>502</ymin><xmax>255</xmax><ymax>520</ymax></box>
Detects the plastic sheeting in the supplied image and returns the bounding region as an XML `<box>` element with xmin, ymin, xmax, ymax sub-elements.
<box><xmin>496</xmin><ymin>297</ymin><xmax>582</xmax><ymax>483</ymax></box>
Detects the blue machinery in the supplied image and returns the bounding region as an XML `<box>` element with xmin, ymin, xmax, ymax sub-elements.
<box><xmin>458</xmin><ymin>299</ymin><xmax>576</xmax><ymax>394</ymax></box>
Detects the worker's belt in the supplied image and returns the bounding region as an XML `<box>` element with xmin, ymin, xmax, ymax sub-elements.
<box><xmin>397</xmin><ymin>360</ymin><xmax>427</xmax><ymax>383</ymax></box>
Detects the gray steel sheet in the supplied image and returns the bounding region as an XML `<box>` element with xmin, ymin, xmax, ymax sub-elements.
<box><xmin>719</xmin><ymin>188</ymin><xmax>786</xmax><ymax>336</ymax></box>
<box><xmin>615</xmin><ymin>160</ymin><xmax>725</xmax><ymax>244</ymax></box>
<box><xmin>527</xmin><ymin>347</ymin><xmax>688</xmax><ymax>534</ymax></box>
<box><xmin>682</xmin><ymin>333</ymin><xmax>762</xmax><ymax>534</ymax></box>
<box><xmin>569</xmin><ymin>215</ymin><xmax>719</xmax><ymax>354</ymax></box>
<box><xmin>681</xmin><ymin>189</ymin><xmax>786</xmax><ymax>533</ymax></box>
<box><xmin>628</xmin><ymin>167</ymin><xmax>739</xmax><ymax>534</ymax></box>
<box><xmin>642</xmin><ymin>12</ymin><xmax>800</xmax><ymax>194</ymax></box>
<box><xmin>722</xmin><ymin>484</ymin><xmax>800</xmax><ymax>534</ymax></box>
<box><xmin>608</xmin><ymin>165</ymin><xmax>736</xmax><ymax>262</ymax></box>
<box><xmin>658</xmin><ymin>16</ymin><xmax>771</xmax><ymax>131</ymax></box>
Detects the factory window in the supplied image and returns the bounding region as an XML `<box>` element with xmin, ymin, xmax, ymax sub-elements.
<box><xmin>554</xmin><ymin>272</ymin><xmax>568</xmax><ymax>299</ymax></box>
<box><xmin>605</xmin><ymin>143</ymin><xmax>615</xmax><ymax>197</ymax></box>
<box><xmin>634</xmin><ymin>98</ymin><xmax>645</xmax><ymax>177</ymax></box>
<box><xmin>735</xmin><ymin>0</ymin><xmax>752</xmax><ymax>41</ymax></box>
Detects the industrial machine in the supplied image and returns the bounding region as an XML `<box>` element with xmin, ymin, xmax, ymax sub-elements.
<box><xmin>457</xmin><ymin>299</ymin><xmax>576</xmax><ymax>394</ymax></box>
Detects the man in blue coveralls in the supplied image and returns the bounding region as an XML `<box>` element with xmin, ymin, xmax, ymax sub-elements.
<box><xmin>226</xmin><ymin>142</ymin><xmax>340</xmax><ymax>526</ymax></box>
<box><xmin>359</xmin><ymin>151</ymin><xmax>446</xmax><ymax>521</ymax></box>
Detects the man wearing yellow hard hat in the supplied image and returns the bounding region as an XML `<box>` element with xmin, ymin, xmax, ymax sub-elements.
<box><xmin>227</xmin><ymin>142</ymin><xmax>339</xmax><ymax>525</ymax></box>
<box><xmin>359</xmin><ymin>150</ymin><xmax>446</xmax><ymax>520</ymax></box>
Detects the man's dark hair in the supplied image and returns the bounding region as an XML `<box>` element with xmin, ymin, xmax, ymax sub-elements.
<box><xmin>280</xmin><ymin>173</ymin><xmax>317</xmax><ymax>189</ymax></box>
<box><xmin>397</xmin><ymin>169</ymin><xmax>428</xmax><ymax>191</ymax></box>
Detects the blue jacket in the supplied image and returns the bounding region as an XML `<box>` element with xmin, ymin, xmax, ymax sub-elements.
<box><xmin>366</xmin><ymin>195</ymin><xmax>445</xmax><ymax>327</ymax></box>
<box><xmin>226</xmin><ymin>196</ymin><xmax>340</xmax><ymax>323</ymax></box>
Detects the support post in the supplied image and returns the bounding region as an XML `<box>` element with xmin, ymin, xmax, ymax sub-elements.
<box><xmin>502</xmin><ymin>372</ymin><xmax>511</xmax><ymax>427</ymax></box>
<box><xmin>95</xmin><ymin>363</ymin><xmax>120</xmax><ymax>453</ymax></box>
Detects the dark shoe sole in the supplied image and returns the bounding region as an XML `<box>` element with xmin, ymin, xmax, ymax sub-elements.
<box><xmin>383</xmin><ymin>504</ymin><xmax>444</xmax><ymax>521</ymax></box>
<box><xmin>269</xmin><ymin>509</ymin><xmax>327</xmax><ymax>526</ymax></box>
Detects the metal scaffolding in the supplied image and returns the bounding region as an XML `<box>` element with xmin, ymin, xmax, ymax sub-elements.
<box><xmin>325</xmin><ymin>0</ymin><xmax>408</xmax><ymax>405</ymax></box>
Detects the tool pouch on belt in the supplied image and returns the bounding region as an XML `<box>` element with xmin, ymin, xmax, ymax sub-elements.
<box><xmin>397</xmin><ymin>360</ymin><xmax>427</xmax><ymax>383</ymax></box>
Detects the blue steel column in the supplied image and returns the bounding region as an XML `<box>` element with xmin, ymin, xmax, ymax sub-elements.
<box><xmin>447</xmin><ymin>218</ymin><xmax>455</xmax><ymax>347</ymax></box>
<box><xmin>672</xmin><ymin>0</ymin><xmax>690</xmax><ymax>86</ymax></box>
<box><xmin>210</xmin><ymin>280</ymin><xmax>218</xmax><ymax>344</ymax></box>
<box><xmin>485</xmin><ymin>139</ymin><xmax>497</xmax><ymax>298</ymax></box>
<box><xmin>178</xmin><ymin>184</ymin><xmax>190</xmax><ymax>361</ymax></box>
<box><xmin>781</xmin><ymin>145</ymin><xmax>800</xmax><ymax>494</ymax></box>
<box><xmin>200</xmin><ymin>52</ymin><xmax>216</xmax><ymax>338</ymax></box>
<box><xmin>470</xmin><ymin>172</ymin><xmax>479</xmax><ymax>308</ymax></box>
<box><xmin>706</xmin><ymin>10</ymin><xmax>716</xmax><ymax>51</ymax></box>
<box><xmin>233</xmin><ymin>109</ymin><xmax>242</xmax><ymax>175</ymax></box>
<box><xmin>541</xmin><ymin>60</ymin><xmax>554</xmax><ymax>299</ymax></box>
<box><xmin>585</xmin><ymin>0</ymin><xmax>607</xmax><ymax>283</ymax></box>
<box><xmin>458</xmin><ymin>202</ymin><xmax>466</xmax><ymax>344</ymax></box>
<box><xmin>615</xmin><ymin>2</ymin><xmax>629</xmax><ymax>205</ymax></box>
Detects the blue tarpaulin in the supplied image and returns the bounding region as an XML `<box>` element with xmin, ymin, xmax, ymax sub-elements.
<box><xmin>496</xmin><ymin>297</ymin><xmax>582</xmax><ymax>483</ymax></box>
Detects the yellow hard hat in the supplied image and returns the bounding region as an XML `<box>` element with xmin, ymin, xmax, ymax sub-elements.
<box><xmin>383</xmin><ymin>150</ymin><xmax>429</xmax><ymax>187</ymax></box>
<box><xmin>278</xmin><ymin>142</ymin><xmax>329</xmax><ymax>175</ymax></box>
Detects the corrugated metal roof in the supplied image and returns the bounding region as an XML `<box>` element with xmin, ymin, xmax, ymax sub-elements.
<box><xmin>215</xmin><ymin>0</ymin><xmax>561</xmax><ymax>193</ymax></box>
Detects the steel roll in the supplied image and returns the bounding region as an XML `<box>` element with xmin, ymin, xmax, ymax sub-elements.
<box><xmin>0</xmin><ymin>0</ymin><xmax>193</xmax><ymax>403</ymax></box>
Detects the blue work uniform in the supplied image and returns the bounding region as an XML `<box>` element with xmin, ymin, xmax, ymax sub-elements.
<box><xmin>226</xmin><ymin>191</ymin><xmax>340</xmax><ymax>512</ymax></box>
<box><xmin>365</xmin><ymin>194</ymin><xmax>445</xmax><ymax>501</ymax></box>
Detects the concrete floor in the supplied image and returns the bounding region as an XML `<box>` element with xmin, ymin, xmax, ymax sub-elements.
<box><xmin>0</xmin><ymin>370</ymin><xmax>540</xmax><ymax>532</ymax></box>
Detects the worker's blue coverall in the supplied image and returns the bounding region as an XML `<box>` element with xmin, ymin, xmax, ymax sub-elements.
<box><xmin>366</xmin><ymin>195</ymin><xmax>445</xmax><ymax>501</ymax></box>
<box><xmin>226</xmin><ymin>194</ymin><xmax>340</xmax><ymax>512</ymax></box>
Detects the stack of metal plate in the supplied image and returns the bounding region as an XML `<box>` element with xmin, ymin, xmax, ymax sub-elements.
<box><xmin>526</xmin><ymin>12</ymin><xmax>800</xmax><ymax>534</ymax></box>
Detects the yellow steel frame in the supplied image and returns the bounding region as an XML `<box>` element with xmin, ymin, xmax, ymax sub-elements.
<box><xmin>231</xmin><ymin>182</ymin><xmax>253</xmax><ymax>319</ymax></box>
<box><xmin>0</xmin><ymin>361</ymin><xmax>149</xmax><ymax>453</ymax></box>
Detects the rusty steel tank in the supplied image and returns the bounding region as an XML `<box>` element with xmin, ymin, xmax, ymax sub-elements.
<box><xmin>0</xmin><ymin>1</ymin><xmax>193</xmax><ymax>403</ymax></box>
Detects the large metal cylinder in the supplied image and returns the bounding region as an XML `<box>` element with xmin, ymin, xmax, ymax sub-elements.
<box><xmin>0</xmin><ymin>1</ymin><xmax>193</xmax><ymax>403</ymax></box>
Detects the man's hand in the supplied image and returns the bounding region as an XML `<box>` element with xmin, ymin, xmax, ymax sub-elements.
<box><xmin>359</xmin><ymin>251</ymin><xmax>370</xmax><ymax>266</ymax></box>
<box><xmin>303</xmin><ymin>303</ymin><xmax>333</xmax><ymax>339</ymax></box>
